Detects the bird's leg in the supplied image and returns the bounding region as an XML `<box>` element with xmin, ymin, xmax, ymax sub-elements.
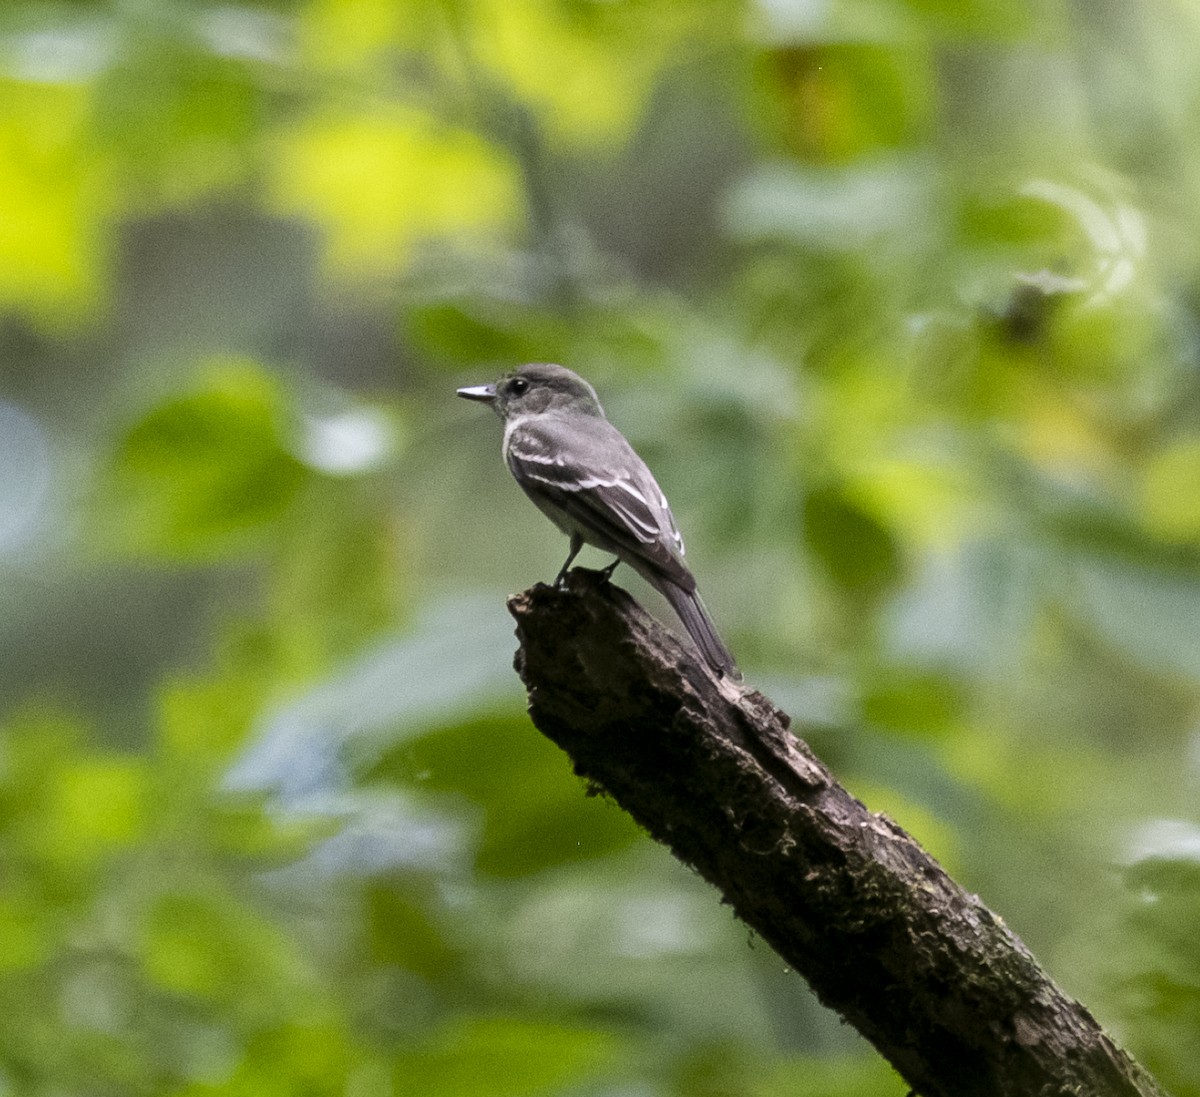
<box><xmin>599</xmin><ymin>557</ymin><xmax>621</xmax><ymax>582</ymax></box>
<box><xmin>554</xmin><ymin>534</ymin><xmax>584</xmax><ymax>587</ymax></box>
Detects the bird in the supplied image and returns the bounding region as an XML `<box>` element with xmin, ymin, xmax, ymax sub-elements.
<box><xmin>457</xmin><ymin>362</ymin><xmax>738</xmax><ymax>678</ymax></box>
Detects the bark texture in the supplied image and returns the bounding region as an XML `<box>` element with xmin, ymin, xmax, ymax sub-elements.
<box><xmin>507</xmin><ymin>568</ymin><xmax>1166</xmax><ymax>1097</ymax></box>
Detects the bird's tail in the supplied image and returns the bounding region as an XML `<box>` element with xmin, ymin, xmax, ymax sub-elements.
<box><xmin>659</xmin><ymin>581</ymin><xmax>740</xmax><ymax>679</ymax></box>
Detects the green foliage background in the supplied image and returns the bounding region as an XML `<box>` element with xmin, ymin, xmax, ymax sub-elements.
<box><xmin>1</xmin><ymin>0</ymin><xmax>1198</xmax><ymax>1093</ymax></box>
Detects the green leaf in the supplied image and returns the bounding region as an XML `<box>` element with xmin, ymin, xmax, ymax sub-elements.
<box><xmin>366</xmin><ymin>884</ymin><xmax>460</xmax><ymax>980</ymax></box>
<box><xmin>0</xmin><ymin>81</ymin><xmax>100</xmax><ymax>322</ymax></box>
<box><xmin>268</xmin><ymin>480</ymin><xmax>404</xmax><ymax>669</ymax></box>
<box><xmin>760</xmin><ymin>43</ymin><xmax>932</xmax><ymax>163</ymax></box>
<box><xmin>405</xmin><ymin>301</ymin><xmax>566</xmax><ymax>367</ymax></box>
<box><xmin>803</xmin><ymin>485</ymin><xmax>903</xmax><ymax>594</ymax></box>
<box><xmin>393</xmin><ymin>1017</ymin><xmax>615</xmax><ymax>1097</ymax></box>
<box><xmin>93</xmin><ymin>36</ymin><xmax>261</xmax><ymax>205</ymax></box>
<box><xmin>141</xmin><ymin>892</ymin><xmax>307</xmax><ymax>1013</ymax></box>
<box><xmin>158</xmin><ymin>667</ymin><xmax>264</xmax><ymax>763</ymax></box>
<box><xmin>959</xmin><ymin>187</ymin><xmax>1077</xmax><ymax>253</ymax></box>
<box><xmin>177</xmin><ymin>1023</ymin><xmax>358</xmax><ymax>1097</ymax></box>
<box><xmin>45</xmin><ymin>757</ymin><xmax>147</xmax><ymax>861</ymax></box>
<box><xmin>211</xmin><ymin>794</ymin><xmax>340</xmax><ymax>864</ymax></box>
<box><xmin>470</xmin><ymin>0</ymin><xmax>686</xmax><ymax>147</ymax></box>
<box><xmin>752</xmin><ymin>1052</ymin><xmax>908</xmax><ymax>1096</ymax></box>
<box><xmin>103</xmin><ymin>359</ymin><xmax>309</xmax><ymax>560</ymax></box>
<box><xmin>269</xmin><ymin>108</ymin><xmax>519</xmax><ymax>277</ymax></box>
<box><xmin>0</xmin><ymin>898</ymin><xmax>51</xmax><ymax>972</ymax></box>
<box><xmin>1111</xmin><ymin>853</ymin><xmax>1200</xmax><ymax>1097</ymax></box>
<box><xmin>367</xmin><ymin>714</ymin><xmax>643</xmax><ymax>877</ymax></box>
<box><xmin>861</xmin><ymin>668</ymin><xmax>963</xmax><ymax>738</ymax></box>
<box><xmin>1143</xmin><ymin>439</ymin><xmax>1200</xmax><ymax>543</ymax></box>
<box><xmin>901</xmin><ymin>0</ymin><xmax>1035</xmax><ymax>39</ymax></box>
<box><xmin>672</xmin><ymin>1043</ymin><xmax>908</xmax><ymax>1097</ymax></box>
<box><xmin>1065</xmin><ymin>558</ymin><xmax>1200</xmax><ymax>679</ymax></box>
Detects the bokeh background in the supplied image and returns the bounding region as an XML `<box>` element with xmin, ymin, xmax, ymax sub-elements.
<box><xmin>2</xmin><ymin>0</ymin><xmax>1199</xmax><ymax>1093</ymax></box>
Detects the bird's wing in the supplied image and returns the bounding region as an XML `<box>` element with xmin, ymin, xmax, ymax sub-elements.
<box><xmin>505</xmin><ymin>415</ymin><xmax>692</xmax><ymax>587</ymax></box>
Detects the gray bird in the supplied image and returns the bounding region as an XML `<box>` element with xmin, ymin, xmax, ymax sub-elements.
<box><xmin>458</xmin><ymin>363</ymin><xmax>738</xmax><ymax>678</ymax></box>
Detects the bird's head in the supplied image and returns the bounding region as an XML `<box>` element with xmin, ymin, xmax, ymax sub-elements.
<box><xmin>457</xmin><ymin>363</ymin><xmax>604</xmax><ymax>420</ymax></box>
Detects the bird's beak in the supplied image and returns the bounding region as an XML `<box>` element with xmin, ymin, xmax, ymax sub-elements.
<box><xmin>456</xmin><ymin>383</ymin><xmax>497</xmax><ymax>403</ymax></box>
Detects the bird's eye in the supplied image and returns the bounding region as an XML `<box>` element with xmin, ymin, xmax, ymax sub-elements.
<box><xmin>508</xmin><ymin>378</ymin><xmax>529</xmax><ymax>396</ymax></box>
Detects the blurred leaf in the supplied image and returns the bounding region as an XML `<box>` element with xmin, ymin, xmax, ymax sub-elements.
<box><xmin>943</xmin><ymin>725</ymin><xmax>1118</xmax><ymax>823</ymax></box>
<box><xmin>211</xmin><ymin>794</ymin><xmax>340</xmax><ymax>863</ymax></box>
<box><xmin>0</xmin><ymin>707</ymin><xmax>151</xmax><ymax>890</ymax></box>
<box><xmin>1127</xmin><ymin>851</ymin><xmax>1200</xmax><ymax>898</ymax></box>
<box><xmin>803</xmin><ymin>485</ymin><xmax>903</xmax><ymax>594</ymax></box>
<box><xmin>142</xmin><ymin>892</ymin><xmax>307</xmax><ymax>1013</ymax></box>
<box><xmin>405</xmin><ymin>300</ymin><xmax>566</xmax><ymax>368</ymax></box>
<box><xmin>366</xmin><ymin>714</ymin><xmax>643</xmax><ymax>876</ymax></box>
<box><xmin>901</xmin><ymin>0</ymin><xmax>1034</xmax><ymax>38</ymax></box>
<box><xmin>1143</xmin><ymin>439</ymin><xmax>1200</xmax><ymax>543</ymax></box>
<box><xmin>1064</xmin><ymin>558</ymin><xmax>1200</xmax><ymax>679</ymax></box>
<box><xmin>502</xmin><ymin>873</ymin><xmax>758</xmax><ymax>1029</ymax></box>
<box><xmin>471</xmin><ymin>0</ymin><xmax>689</xmax><ymax>146</ymax></box>
<box><xmin>725</xmin><ymin>159</ymin><xmax>932</xmax><ymax>252</ymax></box>
<box><xmin>366</xmin><ymin>883</ymin><xmax>459</xmax><ymax>980</ymax></box>
<box><xmin>179</xmin><ymin>1022</ymin><xmax>358</xmax><ymax>1097</ymax></box>
<box><xmin>761</xmin><ymin>43</ymin><xmax>931</xmax><ymax>163</ymax></box>
<box><xmin>93</xmin><ymin>34</ymin><xmax>260</xmax><ymax>205</ymax></box>
<box><xmin>1050</xmin><ymin>297</ymin><xmax>1153</xmax><ymax>382</ymax></box>
<box><xmin>268</xmin><ymin>480</ymin><xmax>403</xmax><ymax>670</ymax></box>
<box><xmin>225</xmin><ymin>593</ymin><xmax>520</xmax><ymax>797</ymax></box>
<box><xmin>672</xmin><ymin>1040</ymin><xmax>908</xmax><ymax>1097</ymax></box>
<box><xmin>672</xmin><ymin>1039</ymin><xmax>753</xmax><ymax>1097</ymax></box>
<box><xmin>1111</xmin><ymin>853</ymin><xmax>1200</xmax><ymax>1097</ymax></box>
<box><xmin>752</xmin><ymin>1051</ymin><xmax>907</xmax><ymax>1096</ymax></box>
<box><xmin>0</xmin><ymin>80</ymin><xmax>99</xmax><ymax>321</ymax></box>
<box><xmin>1041</xmin><ymin>490</ymin><xmax>1200</xmax><ymax>572</ymax></box>
<box><xmin>959</xmin><ymin>188</ymin><xmax>1076</xmax><ymax>252</ymax></box>
<box><xmin>393</xmin><ymin>1016</ymin><xmax>615</xmax><ymax>1097</ymax></box>
<box><xmin>848</xmin><ymin>450</ymin><xmax>981</xmax><ymax>551</ymax></box>
<box><xmin>44</xmin><ymin>757</ymin><xmax>147</xmax><ymax>862</ymax></box>
<box><xmin>0</xmin><ymin>897</ymin><xmax>50</xmax><ymax>972</ymax></box>
<box><xmin>159</xmin><ymin>660</ymin><xmax>266</xmax><ymax>764</ymax></box>
<box><xmin>299</xmin><ymin>0</ymin><xmax>427</xmax><ymax>70</ymax></box>
<box><xmin>103</xmin><ymin>359</ymin><xmax>308</xmax><ymax>560</ymax></box>
<box><xmin>270</xmin><ymin>108</ymin><xmax>519</xmax><ymax>277</ymax></box>
<box><xmin>861</xmin><ymin>667</ymin><xmax>963</xmax><ymax>738</ymax></box>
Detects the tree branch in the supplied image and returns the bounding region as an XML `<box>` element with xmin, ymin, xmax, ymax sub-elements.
<box><xmin>507</xmin><ymin>568</ymin><xmax>1166</xmax><ymax>1097</ymax></box>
